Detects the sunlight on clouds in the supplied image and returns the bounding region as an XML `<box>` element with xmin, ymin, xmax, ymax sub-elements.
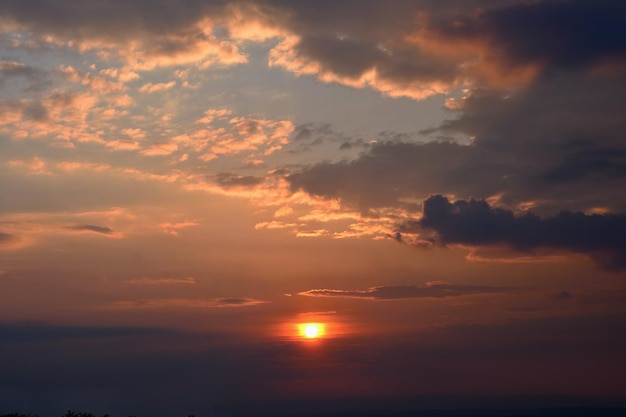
<box><xmin>159</xmin><ymin>221</ymin><xmax>200</xmax><ymax>236</ymax></box>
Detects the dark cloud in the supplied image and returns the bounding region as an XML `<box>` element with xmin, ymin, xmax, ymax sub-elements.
<box><xmin>403</xmin><ymin>195</ymin><xmax>626</xmax><ymax>271</ymax></box>
<box><xmin>288</xmin><ymin>141</ymin><xmax>475</xmax><ymax>209</ymax></box>
<box><xmin>287</xmin><ymin>71</ymin><xmax>626</xmax><ymax>214</ymax></box>
<box><xmin>298</xmin><ymin>282</ymin><xmax>516</xmax><ymax>300</ymax></box>
<box><xmin>255</xmin><ymin>0</ymin><xmax>626</xmax><ymax>99</ymax></box>
<box><xmin>0</xmin><ymin>0</ymin><xmax>221</xmax><ymax>41</ymax></box>
<box><xmin>430</xmin><ymin>0</ymin><xmax>626</xmax><ymax>72</ymax></box>
<box><xmin>66</xmin><ymin>224</ymin><xmax>114</xmax><ymax>234</ymax></box>
<box><xmin>2</xmin><ymin>1</ymin><xmax>623</xmax><ymax>96</ymax></box>
<box><xmin>215</xmin><ymin>172</ymin><xmax>264</xmax><ymax>188</ymax></box>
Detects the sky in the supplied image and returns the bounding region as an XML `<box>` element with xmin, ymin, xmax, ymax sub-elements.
<box><xmin>0</xmin><ymin>0</ymin><xmax>625</xmax><ymax>416</ymax></box>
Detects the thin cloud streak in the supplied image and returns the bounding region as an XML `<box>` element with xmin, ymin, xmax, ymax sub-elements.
<box><xmin>298</xmin><ymin>282</ymin><xmax>519</xmax><ymax>300</ymax></box>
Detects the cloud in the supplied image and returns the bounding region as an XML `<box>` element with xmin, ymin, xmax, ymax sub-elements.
<box><xmin>216</xmin><ymin>172</ymin><xmax>265</xmax><ymax>188</ymax></box>
<box><xmin>0</xmin><ymin>232</ymin><xmax>15</xmax><ymax>244</ymax></box>
<box><xmin>66</xmin><ymin>224</ymin><xmax>114</xmax><ymax>235</ymax></box>
<box><xmin>140</xmin><ymin>141</ymin><xmax>179</xmax><ymax>156</ymax></box>
<box><xmin>287</xmin><ymin>71</ymin><xmax>626</xmax><ymax>214</ymax></box>
<box><xmin>421</xmin><ymin>0</ymin><xmax>626</xmax><ymax>74</ymax></box>
<box><xmin>2</xmin><ymin>1</ymin><xmax>623</xmax><ymax>98</ymax></box>
<box><xmin>0</xmin><ymin>60</ymin><xmax>48</xmax><ymax>90</ymax></box>
<box><xmin>125</xmin><ymin>277</ymin><xmax>196</xmax><ymax>285</ymax></box>
<box><xmin>138</xmin><ymin>81</ymin><xmax>176</xmax><ymax>94</ymax></box>
<box><xmin>298</xmin><ymin>281</ymin><xmax>516</xmax><ymax>300</ymax></box>
<box><xmin>158</xmin><ymin>221</ymin><xmax>199</xmax><ymax>235</ymax></box>
<box><xmin>265</xmin><ymin>0</ymin><xmax>626</xmax><ymax>98</ymax></box>
<box><xmin>0</xmin><ymin>1</ymin><xmax>247</xmax><ymax>70</ymax></box>
<box><xmin>112</xmin><ymin>297</ymin><xmax>268</xmax><ymax>309</ymax></box>
<box><xmin>403</xmin><ymin>195</ymin><xmax>626</xmax><ymax>271</ymax></box>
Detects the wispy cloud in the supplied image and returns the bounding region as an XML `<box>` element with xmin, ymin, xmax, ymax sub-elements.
<box><xmin>66</xmin><ymin>224</ymin><xmax>115</xmax><ymax>235</ymax></box>
<box><xmin>125</xmin><ymin>277</ymin><xmax>196</xmax><ymax>286</ymax></box>
<box><xmin>298</xmin><ymin>282</ymin><xmax>518</xmax><ymax>300</ymax></box>
<box><xmin>111</xmin><ymin>297</ymin><xmax>269</xmax><ymax>309</ymax></box>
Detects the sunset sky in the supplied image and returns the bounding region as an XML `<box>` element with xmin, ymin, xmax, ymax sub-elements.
<box><xmin>1</xmin><ymin>1</ymin><xmax>625</xmax><ymax>416</ymax></box>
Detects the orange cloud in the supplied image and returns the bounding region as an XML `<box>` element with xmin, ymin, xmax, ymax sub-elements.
<box><xmin>138</xmin><ymin>81</ymin><xmax>177</xmax><ymax>94</ymax></box>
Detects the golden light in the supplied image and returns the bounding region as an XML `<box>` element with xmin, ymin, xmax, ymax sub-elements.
<box><xmin>297</xmin><ymin>322</ymin><xmax>326</xmax><ymax>339</ymax></box>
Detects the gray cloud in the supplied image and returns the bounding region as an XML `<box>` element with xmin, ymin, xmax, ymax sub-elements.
<box><xmin>0</xmin><ymin>232</ymin><xmax>14</xmax><ymax>243</ymax></box>
<box><xmin>113</xmin><ymin>297</ymin><xmax>268</xmax><ymax>309</ymax></box>
<box><xmin>6</xmin><ymin>1</ymin><xmax>621</xmax><ymax>94</ymax></box>
<box><xmin>215</xmin><ymin>172</ymin><xmax>264</xmax><ymax>188</ymax></box>
<box><xmin>298</xmin><ymin>282</ymin><xmax>516</xmax><ymax>300</ymax></box>
<box><xmin>66</xmin><ymin>224</ymin><xmax>114</xmax><ymax>234</ymax></box>
<box><xmin>0</xmin><ymin>0</ymin><xmax>222</xmax><ymax>42</ymax></box>
<box><xmin>0</xmin><ymin>61</ymin><xmax>48</xmax><ymax>90</ymax></box>
<box><xmin>404</xmin><ymin>195</ymin><xmax>626</xmax><ymax>271</ymax></box>
<box><xmin>288</xmin><ymin>71</ymin><xmax>626</xmax><ymax>214</ymax></box>
<box><xmin>428</xmin><ymin>0</ymin><xmax>626</xmax><ymax>72</ymax></box>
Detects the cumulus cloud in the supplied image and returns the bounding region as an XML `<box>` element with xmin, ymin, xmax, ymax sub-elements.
<box><xmin>403</xmin><ymin>195</ymin><xmax>626</xmax><ymax>271</ymax></box>
<box><xmin>298</xmin><ymin>281</ymin><xmax>516</xmax><ymax>300</ymax></box>
<box><xmin>138</xmin><ymin>81</ymin><xmax>176</xmax><ymax>94</ymax></box>
<box><xmin>1</xmin><ymin>1</ymin><xmax>623</xmax><ymax>97</ymax></box>
<box><xmin>0</xmin><ymin>0</ymin><xmax>247</xmax><ymax>70</ymax></box>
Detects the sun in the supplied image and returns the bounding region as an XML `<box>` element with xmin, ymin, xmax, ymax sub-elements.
<box><xmin>297</xmin><ymin>322</ymin><xmax>325</xmax><ymax>339</ymax></box>
<box><xmin>304</xmin><ymin>324</ymin><xmax>319</xmax><ymax>338</ymax></box>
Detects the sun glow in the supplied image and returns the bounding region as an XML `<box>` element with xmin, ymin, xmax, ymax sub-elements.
<box><xmin>298</xmin><ymin>322</ymin><xmax>326</xmax><ymax>339</ymax></box>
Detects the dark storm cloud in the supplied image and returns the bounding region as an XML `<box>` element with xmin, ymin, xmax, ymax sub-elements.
<box><xmin>298</xmin><ymin>282</ymin><xmax>517</xmax><ymax>300</ymax></box>
<box><xmin>430</xmin><ymin>0</ymin><xmax>626</xmax><ymax>71</ymax></box>
<box><xmin>402</xmin><ymin>195</ymin><xmax>626</xmax><ymax>270</ymax></box>
<box><xmin>66</xmin><ymin>224</ymin><xmax>114</xmax><ymax>234</ymax></box>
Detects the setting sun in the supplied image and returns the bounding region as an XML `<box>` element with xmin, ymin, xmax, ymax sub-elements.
<box><xmin>298</xmin><ymin>323</ymin><xmax>326</xmax><ymax>339</ymax></box>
